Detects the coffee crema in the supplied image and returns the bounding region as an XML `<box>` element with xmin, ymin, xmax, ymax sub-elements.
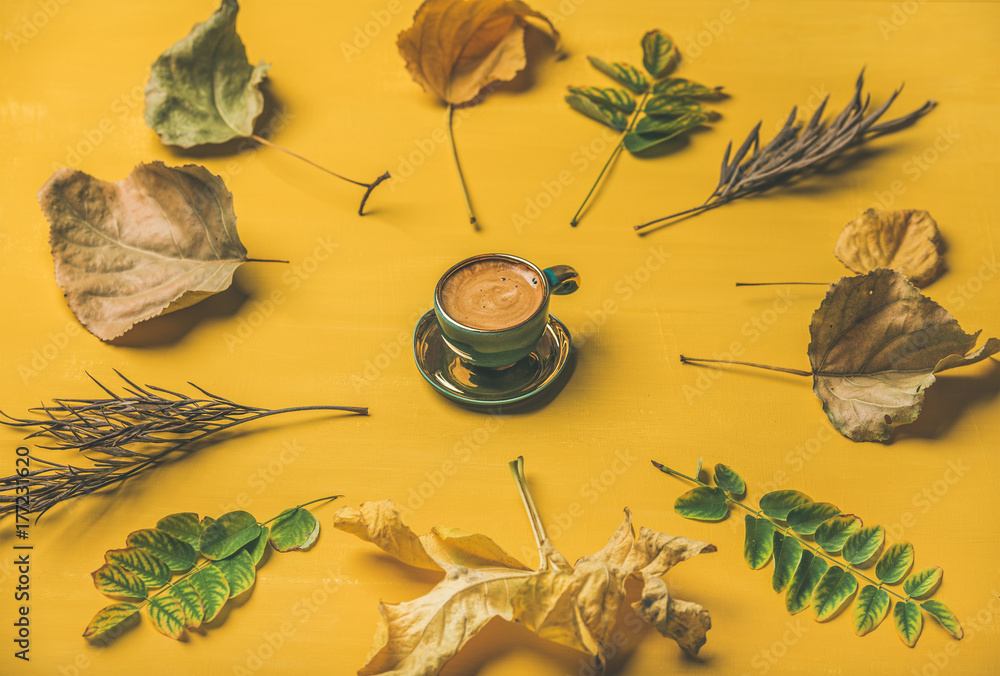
<box><xmin>439</xmin><ymin>259</ymin><xmax>544</xmax><ymax>330</ymax></box>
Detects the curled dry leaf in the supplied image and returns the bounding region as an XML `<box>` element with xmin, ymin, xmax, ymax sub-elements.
<box><xmin>808</xmin><ymin>268</ymin><xmax>999</xmax><ymax>441</ymax></box>
<box><xmin>39</xmin><ymin>162</ymin><xmax>249</xmax><ymax>340</ymax></box>
<box><xmin>335</xmin><ymin>500</ymin><xmax>714</xmax><ymax>675</ymax></box>
<box><xmin>834</xmin><ymin>209</ymin><xmax>945</xmax><ymax>287</ymax></box>
<box><xmin>397</xmin><ymin>0</ymin><xmax>559</xmax><ymax>105</ymax></box>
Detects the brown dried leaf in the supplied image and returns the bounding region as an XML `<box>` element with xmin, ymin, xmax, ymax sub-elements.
<box><xmin>809</xmin><ymin>268</ymin><xmax>1000</xmax><ymax>441</ymax></box>
<box><xmin>38</xmin><ymin>162</ymin><xmax>247</xmax><ymax>340</ymax></box>
<box><xmin>834</xmin><ymin>209</ymin><xmax>945</xmax><ymax>287</ymax></box>
<box><xmin>397</xmin><ymin>0</ymin><xmax>559</xmax><ymax>105</ymax></box>
<box><xmin>335</xmin><ymin>501</ymin><xmax>713</xmax><ymax>674</ymax></box>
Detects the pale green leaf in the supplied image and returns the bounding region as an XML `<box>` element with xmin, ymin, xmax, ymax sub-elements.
<box><xmin>673</xmin><ymin>486</ymin><xmax>729</xmax><ymax>521</ymax></box>
<box><xmin>853</xmin><ymin>585</ymin><xmax>891</xmax><ymax>636</ymax></box>
<box><xmin>652</xmin><ymin>78</ymin><xmax>724</xmax><ymax>99</ymax></box>
<box><xmin>894</xmin><ymin>600</ymin><xmax>923</xmax><ymax>647</ymax></box>
<box><xmin>640</xmin><ymin>29</ymin><xmax>675</xmax><ymax>78</ymax></box>
<box><xmin>786</xmin><ymin>501</ymin><xmax>840</xmax><ymax>535</ymax></box>
<box><xmin>759</xmin><ymin>490</ymin><xmax>813</xmax><ymax>520</ymax></box>
<box><xmin>189</xmin><ymin>565</ymin><xmax>230</xmax><ymax>621</ymax></box>
<box><xmin>126</xmin><ymin>528</ymin><xmax>196</xmax><ymax>572</ymax></box>
<box><xmin>814</xmin><ymin>515</ymin><xmax>862</xmax><ymax>553</ymax></box>
<box><xmin>567</xmin><ymin>86</ymin><xmax>635</xmax><ymax>113</ymax></box>
<box><xmin>743</xmin><ymin>515</ymin><xmax>775</xmax><ymax>570</ymax></box>
<box><xmin>199</xmin><ymin>510</ymin><xmax>262</xmax><ymax>561</ymax></box>
<box><xmin>843</xmin><ymin>525</ymin><xmax>885</xmax><ymax>565</ymax></box>
<box><xmin>587</xmin><ymin>56</ymin><xmax>648</xmax><ymax>93</ymax></box>
<box><xmin>876</xmin><ymin>542</ymin><xmax>914</xmax><ymax>584</ymax></box>
<box><xmin>811</xmin><ymin>565</ymin><xmax>858</xmax><ymax>621</ymax></box>
<box><xmin>565</xmin><ymin>94</ymin><xmax>628</xmax><ymax>131</ymax></box>
<box><xmin>91</xmin><ymin>563</ymin><xmax>147</xmax><ymax>599</ymax></box>
<box><xmin>903</xmin><ymin>567</ymin><xmax>943</xmax><ymax>599</ymax></box>
<box><xmin>83</xmin><ymin>602</ymin><xmax>140</xmax><ymax>639</ymax></box>
<box><xmin>155</xmin><ymin>512</ymin><xmax>203</xmax><ymax>549</ymax></box>
<box><xmin>921</xmin><ymin>599</ymin><xmax>963</xmax><ymax>639</ymax></box>
<box><xmin>268</xmin><ymin>506</ymin><xmax>320</xmax><ymax>552</ymax></box>
<box><xmin>105</xmin><ymin>548</ymin><xmax>171</xmax><ymax>589</ymax></box>
<box><xmin>772</xmin><ymin>532</ymin><xmax>803</xmax><ymax>593</ymax></box>
<box><xmin>244</xmin><ymin>525</ymin><xmax>270</xmax><ymax>566</ymax></box>
<box><xmin>785</xmin><ymin>551</ymin><xmax>828</xmax><ymax>614</ymax></box>
<box><xmin>713</xmin><ymin>463</ymin><xmax>746</xmax><ymax>496</ymax></box>
<box><xmin>145</xmin><ymin>0</ymin><xmax>270</xmax><ymax>147</ymax></box>
<box><xmin>214</xmin><ymin>550</ymin><xmax>256</xmax><ymax>597</ymax></box>
<box><xmin>168</xmin><ymin>579</ymin><xmax>205</xmax><ymax>628</ymax></box>
<box><xmin>147</xmin><ymin>595</ymin><xmax>186</xmax><ymax>640</ymax></box>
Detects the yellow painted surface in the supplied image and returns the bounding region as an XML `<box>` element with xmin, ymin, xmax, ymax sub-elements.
<box><xmin>1</xmin><ymin>1</ymin><xmax>998</xmax><ymax>674</ymax></box>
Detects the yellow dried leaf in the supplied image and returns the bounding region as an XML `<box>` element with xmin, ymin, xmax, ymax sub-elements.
<box><xmin>397</xmin><ymin>0</ymin><xmax>559</xmax><ymax>105</ymax></box>
<box><xmin>834</xmin><ymin>208</ymin><xmax>945</xmax><ymax>287</ymax></box>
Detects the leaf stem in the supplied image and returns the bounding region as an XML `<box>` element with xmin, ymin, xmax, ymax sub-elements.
<box><xmin>248</xmin><ymin>134</ymin><xmax>389</xmax><ymax>216</ymax></box>
<box><xmin>446</xmin><ymin>105</ymin><xmax>478</xmax><ymax>229</ymax></box>
<box><xmin>259</xmin><ymin>495</ymin><xmax>343</xmax><ymax>526</ymax></box>
<box><xmin>244</xmin><ymin>258</ymin><xmax>289</xmax><ymax>264</ymax></box>
<box><xmin>735</xmin><ymin>282</ymin><xmax>828</xmax><ymax>287</ymax></box>
<box><xmin>679</xmin><ymin>355</ymin><xmax>813</xmax><ymax>377</ymax></box>
<box><xmin>509</xmin><ymin>456</ymin><xmax>551</xmax><ymax>571</ymax></box>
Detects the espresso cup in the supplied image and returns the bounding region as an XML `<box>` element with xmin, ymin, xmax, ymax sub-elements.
<box><xmin>433</xmin><ymin>253</ymin><xmax>580</xmax><ymax>368</ymax></box>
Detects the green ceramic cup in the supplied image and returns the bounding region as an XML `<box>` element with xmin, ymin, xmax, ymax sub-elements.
<box><xmin>433</xmin><ymin>253</ymin><xmax>580</xmax><ymax>368</ymax></box>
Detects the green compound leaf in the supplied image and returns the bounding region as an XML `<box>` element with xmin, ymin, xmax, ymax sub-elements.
<box><xmin>921</xmin><ymin>599</ymin><xmax>963</xmax><ymax>639</ymax></box>
<box><xmin>811</xmin><ymin>565</ymin><xmax>858</xmax><ymax>621</ymax></box>
<box><xmin>155</xmin><ymin>512</ymin><xmax>203</xmax><ymax>550</ymax></box>
<box><xmin>651</xmin><ymin>77</ymin><xmax>724</xmax><ymax>99</ymax></box>
<box><xmin>214</xmin><ymin>550</ymin><xmax>256</xmax><ymax>597</ymax></box>
<box><xmin>189</xmin><ymin>565</ymin><xmax>231</xmax><ymax>622</ymax></box>
<box><xmin>640</xmin><ymin>29</ymin><xmax>675</xmax><ymax>78</ymax></box>
<box><xmin>642</xmin><ymin>97</ymin><xmax>704</xmax><ymax>118</ymax></box>
<box><xmin>876</xmin><ymin>542</ymin><xmax>915</xmax><ymax>584</ymax></box>
<box><xmin>269</xmin><ymin>506</ymin><xmax>320</xmax><ymax>552</ymax></box>
<box><xmin>674</xmin><ymin>486</ymin><xmax>729</xmax><ymax>521</ymax></box>
<box><xmin>786</xmin><ymin>501</ymin><xmax>841</xmax><ymax>535</ymax></box>
<box><xmin>147</xmin><ymin>595</ymin><xmax>186</xmax><ymax>640</ymax></box>
<box><xmin>785</xmin><ymin>551</ymin><xmax>828</xmax><ymax>614</ymax></box>
<box><xmin>105</xmin><ymin>548</ymin><xmax>171</xmax><ymax>589</ymax></box>
<box><xmin>814</xmin><ymin>515</ymin><xmax>862</xmax><ymax>553</ymax></box>
<box><xmin>126</xmin><ymin>529</ymin><xmax>196</xmax><ymax>572</ymax></box>
<box><xmin>91</xmin><ymin>563</ymin><xmax>147</xmax><ymax>599</ymax></box>
<box><xmin>903</xmin><ymin>567</ymin><xmax>943</xmax><ymax>599</ymax></box>
<box><xmin>565</xmin><ymin>94</ymin><xmax>629</xmax><ymax>132</ymax></box>
<box><xmin>894</xmin><ymin>600</ymin><xmax>923</xmax><ymax>647</ymax></box>
<box><xmin>714</xmin><ymin>463</ymin><xmax>746</xmax><ymax>497</ymax></box>
<box><xmin>853</xmin><ymin>585</ymin><xmax>891</xmax><ymax>636</ymax></box>
<box><xmin>587</xmin><ymin>56</ymin><xmax>648</xmax><ymax>94</ymax></box>
<box><xmin>772</xmin><ymin>532</ymin><xmax>803</xmax><ymax>593</ymax></box>
<box><xmin>625</xmin><ymin>113</ymin><xmax>709</xmax><ymax>153</ymax></box>
<box><xmin>759</xmin><ymin>490</ymin><xmax>813</xmax><ymax>520</ymax></box>
<box><xmin>83</xmin><ymin>602</ymin><xmax>140</xmax><ymax>639</ymax></box>
<box><xmin>744</xmin><ymin>515</ymin><xmax>775</xmax><ymax>569</ymax></box>
<box><xmin>567</xmin><ymin>86</ymin><xmax>636</xmax><ymax>113</ymax></box>
<box><xmin>245</xmin><ymin>525</ymin><xmax>270</xmax><ymax>566</ymax></box>
<box><xmin>168</xmin><ymin>579</ymin><xmax>205</xmax><ymax>628</ymax></box>
<box><xmin>843</xmin><ymin>525</ymin><xmax>885</xmax><ymax>565</ymax></box>
<box><xmin>200</xmin><ymin>510</ymin><xmax>262</xmax><ymax>561</ymax></box>
<box><xmin>145</xmin><ymin>0</ymin><xmax>270</xmax><ymax>147</ymax></box>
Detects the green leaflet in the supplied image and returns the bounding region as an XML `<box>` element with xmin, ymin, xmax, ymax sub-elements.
<box><xmin>189</xmin><ymin>565</ymin><xmax>231</xmax><ymax>622</ymax></box>
<box><xmin>567</xmin><ymin>86</ymin><xmax>636</xmax><ymax>113</ymax></box>
<box><xmin>83</xmin><ymin>602</ymin><xmax>140</xmax><ymax>639</ymax></box>
<box><xmin>894</xmin><ymin>600</ymin><xmax>923</xmax><ymax>647</ymax></box>
<box><xmin>876</xmin><ymin>542</ymin><xmax>914</xmax><ymax>583</ymax></box>
<box><xmin>643</xmin><ymin>97</ymin><xmax>704</xmax><ymax>118</ymax></box>
<box><xmin>785</xmin><ymin>551</ymin><xmax>828</xmax><ymax>614</ymax></box>
<box><xmin>214</xmin><ymin>550</ymin><xmax>256</xmax><ymax>597</ymax></box>
<box><xmin>625</xmin><ymin>114</ymin><xmax>708</xmax><ymax>153</ymax></box>
<box><xmin>713</xmin><ymin>463</ymin><xmax>746</xmax><ymax>496</ymax></box>
<box><xmin>565</xmin><ymin>94</ymin><xmax>629</xmax><ymax>132</ymax></box>
<box><xmin>105</xmin><ymin>548</ymin><xmax>171</xmax><ymax>589</ymax></box>
<box><xmin>587</xmin><ymin>56</ymin><xmax>648</xmax><ymax>93</ymax></box>
<box><xmin>843</xmin><ymin>526</ymin><xmax>885</xmax><ymax>565</ymax></box>
<box><xmin>772</xmin><ymin>532</ymin><xmax>803</xmax><ymax>593</ymax></box>
<box><xmin>814</xmin><ymin>515</ymin><xmax>862</xmax><ymax>553</ymax></box>
<box><xmin>903</xmin><ymin>567</ymin><xmax>943</xmax><ymax>599</ymax></box>
<box><xmin>921</xmin><ymin>599</ymin><xmax>963</xmax><ymax>639</ymax></box>
<box><xmin>853</xmin><ymin>585</ymin><xmax>891</xmax><ymax>636</ymax></box>
<box><xmin>245</xmin><ymin>525</ymin><xmax>270</xmax><ymax>566</ymax></box>
<box><xmin>811</xmin><ymin>565</ymin><xmax>858</xmax><ymax>621</ymax></box>
<box><xmin>200</xmin><ymin>510</ymin><xmax>262</xmax><ymax>561</ymax></box>
<box><xmin>652</xmin><ymin>78</ymin><xmax>724</xmax><ymax>99</ymax></box>
<box><xmin>169</xmin><ymin>579</ymin><xmax>206</xmax><ymax>628</ymax></box>
<box><xmin>674</xmin><ymin>486</ymin><xmax>729</xmax><ymax>521</ymax></box>
<box><xmin>641</xmin><ymin>30</ymin><xmax>675</xmax><ymax>78</ymax></box>
<box><xmin>144</xmin><ymin>0</ymin><xmax>270</xmax><ymax>147</ymax></box>
<box><xmin>126</xmin><ymin>529</ymin><xmax>196</xmax><ymax>572</ymax></box>
<box><xmin>269</xmin><ymin>506</ymin><xmax>320</xmax><ymax>552</ymax></box>
<box><xmin>786</xmin><ymin>501</ymin><xmax>840</xmax><ymax>535</ymax></box>
<box><xmin>147</xmin><ymin>595</ymin><xmax>186</xmax><ymax>640</ymax></box>
<box><xmin>743</xmin><ymin>515</ymin><xmax>775</xmax><ymax>569</ymax></box>
<box><xmin>92</xmin><ymin>563</ymin><xmax>147</xmax><ymax>599</ymax></box>
<box><xmin>155</xmin><ymin>512</ymin><xmax>203</xmax><ymax>549</ymax></box>
<box><xmin>759</xmin><ymin>490</ymin><xmax>813</xmax><ymax>520</ymax></box>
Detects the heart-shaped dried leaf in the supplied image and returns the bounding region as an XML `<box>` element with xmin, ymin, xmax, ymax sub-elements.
<box><xmin>145</xmin><ymin>0</ymin><xmax>270</xmax><ymax>147</ymax></box>
<box><xmin>39</xmin><ymin>162</ymin><xmax>250</xmax><ymax>341</ymax></box>
<box><xmin>834</xmin><ymin>209</ymin><xmax>945</xmax><ymax>287</ymax></box>
<box><xmin>808</xmin><ymin>269</ymin><xmax>1000</xmax><ymax>442</ymax></box>
<box><xmin>397</xmin><ymin>0</ymin><xmax>558</xmax><ymax>105</ymax></box>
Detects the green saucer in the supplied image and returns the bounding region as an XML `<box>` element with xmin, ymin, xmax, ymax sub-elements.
<box><xmin>413</xmin><ymin>310</ymin><xmax>572</xmax><ymax>407</ymax></box>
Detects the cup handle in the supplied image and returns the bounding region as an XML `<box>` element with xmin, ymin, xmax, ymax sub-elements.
<box><xmin>544</xmin><ymin>265</ymin><xmax>580</xmax><ymax>295</ymax></box>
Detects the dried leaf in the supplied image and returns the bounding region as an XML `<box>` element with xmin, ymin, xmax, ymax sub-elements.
<box><xmin>834</xmin><ymin>209</ymin><xmax>945</xmax><ymax>287</ymax></box>
<box><xmin>397</xmin><ymin>0</ymin><xmax>558</xmax><ymax>105</ymax></box>
<box><xmin>39</xmin><ymin>162</ymin><xmax>249</xmax><ymax>341</ymax></box>
<box><xmin>808</xmin><ymin>269</ymin><xmax>1000</xmax><ymax>441</ymax></box>
<box><xmin>335</xmin><ymin>501</ymin><xmax>713</xmax><ymax>674</ymax></box>
<box><xmin>145</xmin><ymin>0</ymin><xmax>270</xmax><ymax>147</ymax></box>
